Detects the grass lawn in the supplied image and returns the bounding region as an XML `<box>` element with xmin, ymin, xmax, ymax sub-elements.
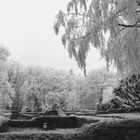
<box><xmin>96</xmin><ymin>113</ymin><xmax>140</xmax><ymax>120</ymax></box>
<box><xmin>7</xmin><ymin>127</ymin><xmax>79</xmax><ymax>134</ymax></box>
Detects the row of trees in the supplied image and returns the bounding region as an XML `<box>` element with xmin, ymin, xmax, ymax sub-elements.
<box><xmin>0</xmin><ymin>46</ymin><xmax>117</xmax><ymax>112</ymax></box>
<box><xmin>9</xmin><ymin>63</ymin><xmax>116</xmax><ymax>112</ymax></box>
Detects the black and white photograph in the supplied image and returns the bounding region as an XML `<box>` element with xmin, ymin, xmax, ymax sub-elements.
<box><xmin>0</xmin><ymin>0</ymin><xmax>140</xmax><ymax>140</ymax></box>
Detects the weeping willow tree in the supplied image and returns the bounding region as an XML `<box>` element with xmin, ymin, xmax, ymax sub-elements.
<box><xmin>54</xmin><ymin>0</ymin><xmax>140</xmax><ymax>76</ymax></box>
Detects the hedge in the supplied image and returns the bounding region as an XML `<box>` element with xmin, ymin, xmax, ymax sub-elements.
<box><xmin>8</xmin><ymin>120</ymin><xmax>36</xmax><ymax>128</ymax></box>
<box><xmin>8</xmin><ymin>116</ymin><xmax>78</xmax><ymax>129</ymax></box>
<box><xmin>76</xmin><ymin>116</ymin><xmax>99</xmax><ymax>127</ymax></box>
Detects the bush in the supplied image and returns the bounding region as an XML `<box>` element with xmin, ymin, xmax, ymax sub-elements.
<box><xmin>76</xmin><ymin>116</ymin><xmax>99</xmax><ymax>127</ymax></box>
<box><xmin>113</xmin><ymin>73</ymin><xmax>140</xmax><ymax>110</ymax></box>
<box><xmin>8</xmin><ymin>116</ymin><xmax>78</xmax><ymax>129</ymax></box>
<box><xmin>8</xmin><ymin>116</ymin><xmax>100</xmax><ymax>130</ymax></box>
<box><xmin>8</xmin><ymin>120</ymin><xmax>36</xmax><ymax>128</ymax></box>
<box><xmin>0</xmin><ymin>116</ymin><xmax>9</xmax><ymax>132</ymax></box>
<box><xmin>33</xmin><ymin>116</ymin><xmax>77</xmax><ymax>128</ymax></box>
<box><xmin>101</xmin><ymin>98</ymin><xmax>123</xmax><ymax>111</ymax></box>
<box><xmin>1</xmin><ymin>118</ymin><xmax>140</xmax><ymax>140</ymax></box>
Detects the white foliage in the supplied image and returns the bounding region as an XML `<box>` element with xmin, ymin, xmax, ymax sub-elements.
<box><xmin>54</xmin><ymin>0</ymin><xmax>140</xmax><ymax>76</ymax></box>
<box><xmin>102</xmin><ymin>87</ymin><xmax>114</xmax><ymax>104</ymax></box>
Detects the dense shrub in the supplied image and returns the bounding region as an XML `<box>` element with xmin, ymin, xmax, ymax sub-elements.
<box><xmin>8</xmin><ymin>116</ymin><xmax>78</xmax><ymax>128</ymax></box>
<box><xmin>34</xmin><ymin>116</ymin><xmax>77</xmax><ymax>128</ymax></box>
<box><xmin>76</xmin><ymin>116</ymin><xmax>99</xmax><ymax>127</ymax></box>
<box><xmin>8</xmin><ymin>120</ymin><xmax>36</xmax><ymax>128</ymax></box>
<box><xmin>101</xmin><ymin>98</ymin><xmax>123</xmax><ymax>111</ymax></box>
<box><xmin>113</xmin><ymin>73</ymin><xmax>140</xmax><ymax>110</ymax></box>
<box><xmin>0</xmin><ymin>116</ymin><xmax>9</xmax><ymax>132</ymax></box>
<box><xmin>8</xmin><ymin>116</ymin><xmax>99</xmax><ymax>129</ymax></box>
<box><xmin>2</xmin><ymin>118</ymin><xmax>140</xmax><ymax>140</ymax></box>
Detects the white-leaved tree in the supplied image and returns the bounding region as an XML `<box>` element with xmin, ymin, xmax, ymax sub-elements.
<box><xmin>8</xmin><ymin>61</ymin><xmax>26</xmax><ymax>112</ymax></box>
<box><xmin>20</xmin><ymin>66</ymin><xmax>47</xmax><ymax>112</ymax></box>
<box><xmin>0</xmin><ymin>46</ymin><xmax>15</xmax><ymax>110</ymax></box>
<box><xmin>54</xmin><ymin>0</ymin><xmax>140</xmax><ymax>77</ymax></box>
<box><xmin>75</xmin><ymin>68</ymin><xmax>117</xmax><ymax>109</ymax></box>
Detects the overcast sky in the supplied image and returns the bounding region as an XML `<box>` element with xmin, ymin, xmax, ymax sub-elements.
<box><xmin>0</xmin><ymin>0</ymin><xmax>106</xmax><ymax>75</ymax></box>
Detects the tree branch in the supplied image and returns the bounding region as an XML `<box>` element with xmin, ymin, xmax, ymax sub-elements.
<box><xmin>118</xmin><ymin>23</ymin><xmax>140</xmax><ymax>28</ymax></box>
<box><xmin>65</xmin><ymin>12</ymin><xmax>96</xmax><ymax>22</ymax></box>
<box><xmin>115</xmin><ymin>27</ymin><xmax>126</xmax><ymax>36</ymax></box>
<box><xmin>72</xmin><ymin>32</ymin><xmax>91</xmax><ymax>40</ymax></box>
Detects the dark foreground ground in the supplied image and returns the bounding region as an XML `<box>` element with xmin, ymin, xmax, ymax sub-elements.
<box><xmin>1</xmin><ymin>113</ymin><xmax>140</xmax><ymax>140</ymax></box>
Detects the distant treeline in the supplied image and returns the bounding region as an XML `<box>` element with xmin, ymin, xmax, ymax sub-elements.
<box><xmin>0</xmin><ymin>46</ymin><xmax>117</xmax><ymax>112</ymax></box>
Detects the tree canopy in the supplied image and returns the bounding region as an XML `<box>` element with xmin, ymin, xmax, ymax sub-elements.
<box><xmin>0</xmin><ymin>46</ymin><xmax>14</xmax><ymax>110</ymax></box>
<box><xmin>0</xmin><ymin>45</ymin><xmax>116</xmax><ymax>112</ymax></box>
<box><xmin>54</xmin><ymin>0</ymin><xmax>140</xmax><ymax>76</ymax></box>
